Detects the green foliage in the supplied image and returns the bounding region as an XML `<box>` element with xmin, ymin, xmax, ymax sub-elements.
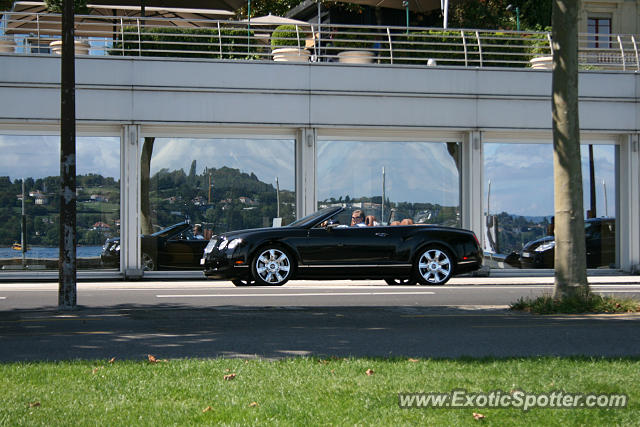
<box><xmin>332</xmin><ymin>28</ymin><xmax>375</xmax><ymax>50</ymax></box>
<box><xmin>270</xmin><ymin>24</ymin><xmax>309</xmax><ymax>49</ymax></box>
<box><xmin>0</xmin><ymin>0</ymin><xmax>13</xmax><ymax>12</ymax></box>
<box><xmin>43</xmin><ymin>0</ymin><xmax>88</xmax><ymax>14</ymax></box>
<box><xmin>511</xmin><ymin>294</ymin><xmax>640</xmax><ymax>314</ymax></box>
<box><xmin>448</xmin><ymin>0</ymin><xmax>552</xmax><ymax>32</ymax></box>
<box><xmin>111</xmin><ymin>26</ymin><xmax>262</xmax><ymax>60</ymax></box>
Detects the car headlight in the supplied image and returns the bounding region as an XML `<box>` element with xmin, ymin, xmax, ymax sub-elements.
<box><xmin>204</xmin><ymin>239</ymin><xmax>218</xmax><ymax>254</ymax></box>
<box><xmin>535</xmin><ymin>241</ymin><xmax>555</xmax><ymax>252</ymax></box>
<box><xmin>218</xmin><ymin>239</ymin><xmax>228</xmax><ymax>250</ymax></box>
<box><xmin>227</xmin><ymin>238</ymin><xmax>243</xmax><ymax>250</ymax></box>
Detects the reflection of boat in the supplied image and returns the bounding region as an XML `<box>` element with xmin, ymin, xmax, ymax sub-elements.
<box><xmin>11</xmin><ymin>242</ymin><xmax>23</xmax><ymax>251</ymax></box>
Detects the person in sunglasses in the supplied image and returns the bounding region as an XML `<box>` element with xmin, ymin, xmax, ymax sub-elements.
<box><xmin>350</xmin><ymin>210</ymin><xmax>367</xmax><ymax>227</ymax></box>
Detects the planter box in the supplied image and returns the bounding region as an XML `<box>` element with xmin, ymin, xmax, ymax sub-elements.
<box><xmin>0</xmin><ymin>39</ymin><xmax>16</xmax><ymax>53</ymax></box>
<box><xmin>50</xmin><ymin>40</ymin><xmax>91</xmax><ymax>55</ymax></box>
<box><xmin>337</xmin><ymin>50</ymin><xmax>374</xmax><ymax>64</ymax></box>
<box><xmin>529</xmin><ymin>56</ymin><xmax>553</xmax><ymax>70</ymax></box>
<box><xmin>272</xmin><ymin>47</ymin><xmax>310</xmax><ymax>63</ymax></box>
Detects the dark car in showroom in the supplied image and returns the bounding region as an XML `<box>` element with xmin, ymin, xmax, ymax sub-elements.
<box><xmin>101</xmin><ymin>221</ymin><xmax>209</xmax><ymax>271</ymax></box>
<box><xmin>519</xmin><ymin>217</ymin><xmax>616</xmax><ymax>269</ymax></box>
<box><xmin>201</xmin><ymin>206</ymin><xmax>482</xmax><ymax>286</ymax></box>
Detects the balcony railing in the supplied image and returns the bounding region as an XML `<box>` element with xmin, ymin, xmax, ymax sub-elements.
<box><xmin>1</xmin><ymin>12</ymin><xmax>639</xmax><ymax>71</ymax></box>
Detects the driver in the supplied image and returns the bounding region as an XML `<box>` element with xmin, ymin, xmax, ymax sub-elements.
<box><xmin>350</xmin><ymin>210</ymin><xmax>367</xmax><ymax>227</ymax></box>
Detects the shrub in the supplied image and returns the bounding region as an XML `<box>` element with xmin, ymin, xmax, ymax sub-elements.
<box><xmin>270</xmin><ymin>24</ymin><xmax>309</xmax><ymax>50</ymax></box>
<box><xmin>110</xmin><ymin>26</ymin><xmax>262</xmax><ymax>60</ymax></box>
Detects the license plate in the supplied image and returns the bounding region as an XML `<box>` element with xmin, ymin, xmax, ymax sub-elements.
<box><xmin>522</xmin><ymin>252</ymin><xmax>531</xmax><ymax>258</ymax></box>
<box><xmin>200</xmin><ymin>259</ymin><xmax>205</xmax><ymax>265</ymax></box>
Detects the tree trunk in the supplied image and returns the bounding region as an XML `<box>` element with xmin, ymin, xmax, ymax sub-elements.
<box><xmin>59</xmin><ymin>0</ymin><xmax>77</xmax><ymax>310</ymax></box>
<box><xmin>552</xmin><ymin>0</ymin><xmax>589</xmax><ymax>299</ymax></box>
<box><xmin>140</xmin><ymin>137</ymin><xmax>154</xmax><ymax>235</ymax></box>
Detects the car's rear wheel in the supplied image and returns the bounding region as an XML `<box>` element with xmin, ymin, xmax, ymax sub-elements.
<box><xmin>232</xmin><ymin>278</ymin><xmax>256</xmax><ymax>287</ymax></box>
<box><xmin>251</xmin><ymin>246</ymin><xmax>293</xmax><ymax>286</ymax></box>
<box><xmin>414</xmin><ymin>246</ymin><xmax>453</xmax><ymax>286</ymax></box>
<box><xmin>141</xmin><ymin>252</ymin><xmax>156</xmax><ymax>271</ymax></box>
<box><xmin>384</xmin><ymin>278</ymin><xmax>417</xmax><ymax>286</ymax></box>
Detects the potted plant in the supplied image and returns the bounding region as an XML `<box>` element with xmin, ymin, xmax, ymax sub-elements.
<box><xmin>332</xmin><ymin>28</ymin><xmax>376</xmax><ymax>64</ymax></box>
<box><xmin>270</xmin><ymin>24</ymin><xmax>310</xmax><ymax>63</ymax></box>
<box><xmin>0</xmin><ymin>0</ymin><xmax>16</xmax><ymax>53</ymax></box>
<box><xmin>526</xmin><ymin>29</ymin><xmax>553</xmax><ymax>69</ymax></box>
<box><xmin>44</xmin><ymin>0</ymin><xmax>91</xmax><ymax>55</ymax></box>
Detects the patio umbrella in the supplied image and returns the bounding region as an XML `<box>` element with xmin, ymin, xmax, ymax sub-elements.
<box><xmin>330</xmin><ymin>0</ymin><xmax>455</xmax><ymax>27</ymax></box>
<box><xmin>5</xmin><ymin>1</ymin><xmax>237</xmax><ymax>36</ymax></box>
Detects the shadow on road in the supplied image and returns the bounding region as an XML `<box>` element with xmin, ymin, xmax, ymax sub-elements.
<box><xmin>1</xmin><ymin>304</ymin><xmax>639</xmax><ymax>361</ymax></box>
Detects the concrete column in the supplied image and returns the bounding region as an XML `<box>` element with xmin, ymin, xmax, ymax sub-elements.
<box><xmin>461</xmin><ymin>130</ymin><xmax>484</xmax><ymax>241</ymax></box>
<box><xmin>296</xmin><ymin>128</ymin><xmax>317</xmax><ymax>219</ymax></box>
<box><xmin>617</xmin><ymin>134</ymin><xmax>640</xmax><ymax>272</ymax></box>
<box><xmin>121</xmin><ymin>125</ymin><xmax>142</xmax><ymax>279</ymax></box>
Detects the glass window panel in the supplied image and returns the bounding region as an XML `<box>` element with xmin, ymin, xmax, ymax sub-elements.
<box><xmin>317</xmin><ymin>140</ymin><xmax>461</xmax><ymax>227</ymax></box>
<box><xmin>483</xmin><ymin>142</ymin><xmax>616</xmax><ymax>270</ymax></box>
<box><xmin>0</xmin><ymin>135</ymin><xmax>120</xmax><ymax>271</ymax></box>
<box><xmin>140</xmin><ymin>137</ymin><xmax>295</xmax><ymax>270</ymax></box>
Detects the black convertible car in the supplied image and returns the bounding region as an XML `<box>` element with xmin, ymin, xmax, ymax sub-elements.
<box><xmin>202</xmin><ymin>207</ymin><xmax>482</xmax><ymax>286</ymax></box>
<box><xmin>101</xmin><ymin>221</ymin><xmax>208</xmax><ymax>271</ymax></box>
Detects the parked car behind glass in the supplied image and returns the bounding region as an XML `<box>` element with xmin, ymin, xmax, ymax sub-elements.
<box><xmin>519</xmin><ymin>218</ymin><xmax>615</xmax><ymax>269</ymax></box>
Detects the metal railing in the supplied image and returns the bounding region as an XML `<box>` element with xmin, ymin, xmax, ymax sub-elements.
<box><xmin>1</xmin><ymin>12</ymin><xmax>639</xmax><ymax>71</ymax></box>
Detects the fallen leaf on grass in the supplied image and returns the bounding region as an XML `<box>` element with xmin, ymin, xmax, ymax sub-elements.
<box><xmin>365</xmin><ymin>369</ymin><xmax>374</xmax><ymax>376</ymax></box>
<box><xmin>29</xmin><ymin>402</ymin><xmax>40</xmax><ymax>408</ymax></box>
<box><xmin>223</xmin><ymin>373</ymin><xmax>237</xmax><ymax>381</ymax></box>
<box><xmin>408</xmin><ymin>358</ymin><xmax>419</xmax><ymax>363</ymax></box>
<box><xmin>148</xmin><ymin>354</ymin><xmax>158</xmax><ymax>364</ymax></box>
<box><xmin>249</xmin><ymin>402</ymin><xmax>258</xmax><ymax>407</ymax></box>
<box><xmin>202</xmin><ymin>406</ymin><xmax>213</xmax><ymax>413</ymax></box>
<box><xmin>108</xmin><ymin>357</ymin><xmax>116</xmax><ymax>364</ymax></box>
<box><xmin>473</xmin><ymin>412</ymin><xmax>485</xmax><ymax>420</ymax></box>
<box><xmin>91</xmin><ymin>367</ymin><xmax>103</xmax><ymax>375</ymax></box>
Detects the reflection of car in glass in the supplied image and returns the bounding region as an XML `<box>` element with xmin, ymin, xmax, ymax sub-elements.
<box><xmin>519</xmin><ymin>218</ymin><xmax>615</xmax><ymax>269</ymax></box>
<box><xmin>101</xmin><ymin>221</ymin><xmax>209</xmax><ymax>271</ymax></box>
<box><xmin>202</xmin><ymin>206</ymin><xmax>482</xmax><ymax>286</ymax></box>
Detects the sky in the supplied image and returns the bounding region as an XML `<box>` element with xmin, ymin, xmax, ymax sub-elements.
<box><xmin>484</xmin><ymin>143</ymin><xmax>616</xmax><ymax>218</ymax></box>
<box><xmin>0</xmin><ymin>135</ymin><xmax>617</xmax><ymax>218</ymax></box>
<box><xmin>0</xmin><ymin>135</ymin><xmax>120</xmax><ymax>180</ymax></box>
<box><xmin>317</xmin><ymin>140</ymin><xmax>460</xmax><ymax>206</ymax></box>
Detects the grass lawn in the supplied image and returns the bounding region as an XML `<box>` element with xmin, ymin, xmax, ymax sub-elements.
<box><xmin>0</xmin><ymin>357</ymin><xmax>637</xmax><ymax>426</ymax></box>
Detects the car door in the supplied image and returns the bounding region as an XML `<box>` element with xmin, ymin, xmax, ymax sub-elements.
<box><xmin>298</xmin><ymin>226</ymin><xmax>399</xmax><ymax>266</ymax></box>
<box><xmin>159</xmin><ymin>229</ymin><xmax>205</xmax><ymax>269</ymax></box>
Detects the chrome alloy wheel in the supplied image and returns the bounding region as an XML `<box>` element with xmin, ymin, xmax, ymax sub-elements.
<box><xmin>254</xmin><ymin>248</ymin><xmax>291</xmax><ymax>285</ymax></box>
<box><xmin>417</xmin><ymin>248</ymin><xmax>452</xmax><ymax>285</ymax></box>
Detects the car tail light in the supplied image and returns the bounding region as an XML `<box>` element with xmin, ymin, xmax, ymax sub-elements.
<box><xmin>472</xmin><ymin>232</ymin><xmax>480</xmax><ymax>249</ymax></box>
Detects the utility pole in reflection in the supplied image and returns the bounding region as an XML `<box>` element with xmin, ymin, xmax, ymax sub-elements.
<box><xmin>59</xmin><ymin>0</ymin><xmax>77</xmax><ymax>310</ymax></box>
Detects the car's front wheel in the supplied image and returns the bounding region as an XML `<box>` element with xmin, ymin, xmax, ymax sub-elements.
<box><xmin>251</xmin><ymin>246</ymin><xmax>293</xmax><ymax>286</ymax></box>
<box><xmin>414</xmin><ymin>247</ymin><xmax>453</xmax><ymax>286</ymax></box>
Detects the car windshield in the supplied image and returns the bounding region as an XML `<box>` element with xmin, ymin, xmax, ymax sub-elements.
<box><xmin>151</xmin><ymin>222</ymin><xmax>187</xmax><ymax>238</ymax></box>
<box><xmin>287</xmin><ymin>207</ymin><xmax>341</xmax><ymax>228</ymax></box>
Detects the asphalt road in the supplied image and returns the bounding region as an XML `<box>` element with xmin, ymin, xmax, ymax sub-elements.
<box><xmin>1</xmin><ymin>277</ymin><xmax>639</xmax><ymax>361</ymax></box>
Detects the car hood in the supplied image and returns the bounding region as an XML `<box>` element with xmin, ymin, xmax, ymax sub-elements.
<box><xmin>215</xmin><ymin>227</ymin><xmax>286</xmax><ymax>241</ymax></box>
<box><xmin>522</xmin><ymin>235</ymin><xmax>554</xmax><ymax>252</ymax></box>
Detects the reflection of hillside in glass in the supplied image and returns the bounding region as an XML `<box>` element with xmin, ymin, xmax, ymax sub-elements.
<box><xmin>147</xmin><ymin>137</ymin><xmax>296</xmax><ymax>234</ymax></box>
<box><xmin>0</xmin><ymin>136</ymin><xmax>120</xmax><ymax>260</ymax></box>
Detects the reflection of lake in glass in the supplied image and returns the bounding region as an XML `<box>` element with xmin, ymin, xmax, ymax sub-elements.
<box><xmin>0</xmin><ymin>246</ymin><xmax>103</xmax><ymax>259</ymax></box>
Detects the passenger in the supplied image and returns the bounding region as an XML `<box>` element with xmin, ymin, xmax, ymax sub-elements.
<box><xmin>350</xmin><ymin>210</ymin><xmax>367</xmax><ymax>227</ymax></box>
<box><xmin>192</xmin><ymin>224</ymin><xmax>205</xmax><ymax>239</ymax></box>
<box><xmin>400</xmin><ymin>218</ymin><xmax>414</xmax><ymax>225</ymax></box>
<box><xmin>365</xmin><ymin>215</ymin><xmax>379</xmax><ymax>226</ymax></box>
<box><xmin>390</xmin><ymin>221</ymin><xmax>401</xmax><ymax>226</ymax></box>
